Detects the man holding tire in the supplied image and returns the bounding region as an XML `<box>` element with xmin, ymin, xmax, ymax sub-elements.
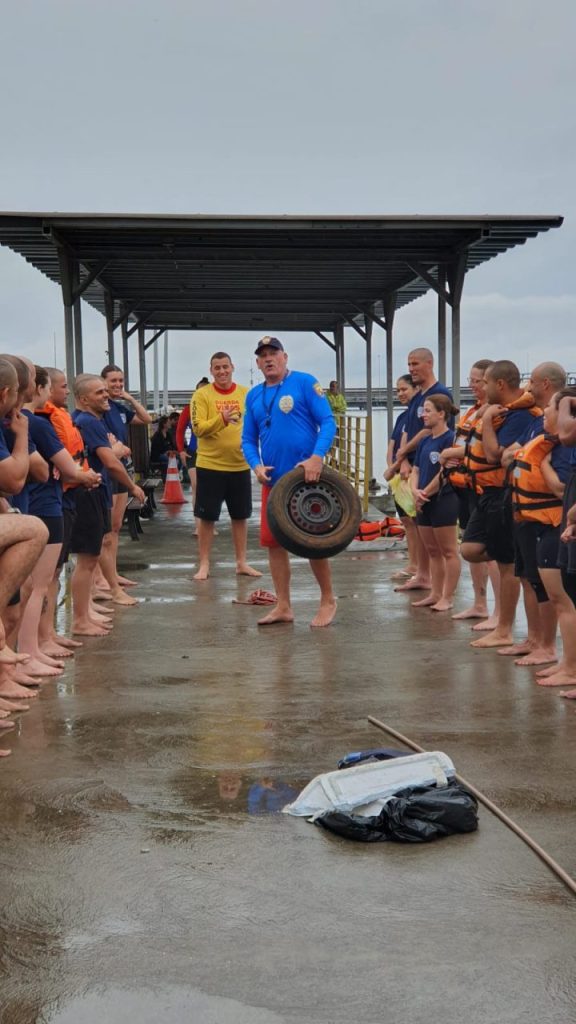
<box><xmin>242</xmin><ymin>337</ymin><xmax>337</xmax><ymax>627</ymax></box>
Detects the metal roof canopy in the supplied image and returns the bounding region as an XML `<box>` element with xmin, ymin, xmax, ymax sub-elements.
<box><xmin>0</xmin><ymin>212</ymin><xmax>563</xmax><ymax>426</ymax></box>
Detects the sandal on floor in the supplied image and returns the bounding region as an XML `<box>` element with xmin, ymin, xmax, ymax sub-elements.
<box><xmin>232</xmin><ymin>589</ymin><xmax>277</xmax><ymax>606</ymax></box>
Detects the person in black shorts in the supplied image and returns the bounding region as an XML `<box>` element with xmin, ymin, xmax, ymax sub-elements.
<box><xmin>71</xmin><ymin>375</ymin><xmax>146</xmax><ymax>637</ymax></box>
<box><xmin>461</xmin><ymin>360</ymin><xmax>542</xmax><ymax>650</ymax></box>
<box><xmin>191</xmin><ymin>352</ymin><xmax>261</xmax><ymax>581</ymax></box>
<box><xmin>384</xmin><ymin>374</ymin><xmax>418</xmax><ymax>580</ymax></box>
<box><xmin>410</xmin><ymin>393</ymin><xmax>461</xmax><ymax>612</ymax></box>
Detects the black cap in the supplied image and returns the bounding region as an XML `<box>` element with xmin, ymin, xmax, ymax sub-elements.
<box><xmin>254</xmin><ymin>336</ymin><xmax>284</xmax><ymax>355</ymax></box>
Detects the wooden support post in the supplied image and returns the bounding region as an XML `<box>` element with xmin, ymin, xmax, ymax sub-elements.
<box><xmin>57</xmin><ymin>248</ymin><xmax>75</xmax><ymax>400</ymax></box>
<box><xmin>104</xmin><ymin>291</ymin><xmax>115</xmax><ymax>363</ymax></box>
<box><xmin>437</xmin><ymin>265</ymin><xmax>447</xmax><ymax>383</ymax></box>
<box><xmin>365</xmin><ymin>315</ymin><xmax>373</xmax><ymax>480</ymax></box>
<box><xmin>384</xmin><ymin>293</ymin><xmax>397</xmax><ymax>438</ymax></box>
<box><xmin>121</xmin><ymin>304</ymin><xmax>130</xmax><ymax>390</ymax></box>
<box><xmin>138</xmin><ymin>324</ymin><xmax>147</xmax><ymax>407</ymax></box>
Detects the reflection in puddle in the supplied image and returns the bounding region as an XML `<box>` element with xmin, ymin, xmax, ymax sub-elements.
<box><xmin>42</xmin><ymin>985</ymin><xmax>285</xmax><ymax>1023</ymax></box>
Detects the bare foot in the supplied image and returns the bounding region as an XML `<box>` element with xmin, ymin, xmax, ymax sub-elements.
<box><xmin>0</xmin><ymin>696</ymin><xmax>29</xmax><ymax>712</ymax></box>
<box><xmin>471</xmin><ymin>631</ymin><xmax>514</xmax><ymax>649</ymax></box>
<box><xmin>23</xmin><ymin>650</ymin><xmax>64</xmax><ymax>669</ymax></box>
<box><xmin>514</xmin><ymin>650</ymin><xmax>558</xmax><ymax>667</ymax></box>
<box><xmin>13</xmin><ymin>667</ymin><xmax>43</xmax><ymax>685</ymax></box>
<box><xmin>471</xmin><ymin>615</ymin><xmax>499</xmax><ymax>632</ymax></box>
<box><xmin>0</xmin><ymin>708</ymin><xmax>12</xmax><ymax>719</ymax></box>
<box><xmin>0</xmin><ymin>719</ymin><xmax>15</xmax><ymax>731</ymax></box>
<box><xmin>497</xmin><ymin>642</ymin><xmax>533</xmax><ymax>657</ymax></box>
<box><xmin>311</xmin><ymin>599</ymin><xmax>337</xmax><ymax>628</ymax></box>
<box><xmin>560</xmin><ymin>689</ymin><xmax>576</xmax><ymax>699</ymax></box>
<box><xmin>111</xmin><ymin>590</ymin><xmax>139</xmax><ymax>607</ymax></box>
<box><xmin>0</xmin><ymin>646</ymin><xmax>30</xmax><ymax>666</ymax></box>
<box><xmin>73</xmin><ymin>622</ymin><xmax>111</xmax><ymax>637</ymax></box>
<box><xmin>395</xmin><ymin>577</ymin><xmax>431</xmax><ymax>592</ymax></box>
<box><xmin>431</xmin><ymin>599</ymin><xmax>454</xmax><ymax>612</ymax></box>
<box><xmin>92</xmin><ymin>589</ymin><xmax>113</xmax><ymax>602</ymax></box>
<box><xmin>412</xmin><ymin>595</ymin><xmax>441</xmax><ymax>607</ymax></box>
<box><xmin>536</xmin><ymin>662</ymin><xmax>566</xmax><ymax>678</ymax></box>
<box><xmin>118</xmin><ymin>575</ymin><xmax>138</xmax><ymax>587</ymax></box>
<box><xmin>0</xmin><ymin>748</ymin><xmax>12</xmax><ymax>757</ymax></box>
<box><xmin>258</xmin><ymin>608</ymin><xmax>295</xmax><ymax>626</ymax></box>
<box><xmin>538</xmin><ymin>670</ymin><xmax>576</xmax><ymax>687</ymax></box>
<box><xmin>0</xmin><ymin>678</ymin><xmax>39</xmax><ymax>699</ymax></box>
<box><xmin>20</xmin><ymin>658</ymin><xmax>63</xmax><ymax>678</ymax></box>
<box><xmin>40</xmin><ymin>643</ymin><xmax>73</xmax><ymax>659</ymax></box>
<box><xmin>236</xmin><ymin>564</ymin><xmax>263</xmax><ymax>578</ymax></box>
<box><xmin>452</xmin><ymin>605</ymin><xmax>489</xmax><ymax>620</ymax></box>
<box><xmin>193</xmin><ymin>566</ymin><xmax>210</xmax><ymax>581</ymax></box>
<box><xmin>53</xmin><ymin>636</ymin><xmax>83</xmax><ymax>649</ymax></box>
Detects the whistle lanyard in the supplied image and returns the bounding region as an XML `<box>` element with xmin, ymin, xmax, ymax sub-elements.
<box><xmin>261</xmin><ymin>383</ymin><xmax>281</xmax><ymax>428</ymax></box>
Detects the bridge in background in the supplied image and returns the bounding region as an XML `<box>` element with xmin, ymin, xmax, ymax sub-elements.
<box><xmin>142</xmin><ymin>374</ymin><xmax>576</xmax><ymax>412</ymax></box>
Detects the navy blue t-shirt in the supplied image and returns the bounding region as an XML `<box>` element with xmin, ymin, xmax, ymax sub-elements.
<box><xmin>2</xmin><ymin>413</ymin><xmax>41</xmax><ymax>514</ymax></box>
<box><xmin>496</xmin><ymin>409</ymin><xmax>539</xmax><ymax>448</ymax></box>
<box><xmin>403</xmin><ymin>383</ymin><xmax>454</xmax><ymax>463</ymax></box>
<box><xmin>414</xmin><ymin>429</ymin><xmax>455</xmax><ymax>490</ymax></box>
<box><xmin>550</xmin><ymin>441</ymin><xmax>573</xmax><ymax>485</ymax></box>
<box><xmin>518</xmin><ymin>414</ymin><xmax>544</xmax><ymax>445</ymax></box>
<box><xmin>74</xmin><ymin>411</ymin><xmax>113</xmax><ymax>506</ymax></box>
<box><xmin>390</xmin><ymin>410</ymin><xmax>408</xmax><ymax>459</ymax></box>
<box><xmin>24</xmin><ymin>409</ymin><xmax>65</xmax><ymax>518</ymax></box>
<box><xmin>103</xmin><ymin>400</ymin><xmax>135</xmax><ymax>447</ymax></box>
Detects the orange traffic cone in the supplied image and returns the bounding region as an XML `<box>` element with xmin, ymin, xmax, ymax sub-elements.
<box><xmin>160</xmin><ymin>452</ymin><xmax>186</xmax><ymax>504</ymax></box>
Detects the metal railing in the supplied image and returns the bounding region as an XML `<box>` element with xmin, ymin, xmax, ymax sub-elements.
<box><xmin>326</xmin><ymin>414</ymin><xmax>372</xmax><ymax>514</ymax></box>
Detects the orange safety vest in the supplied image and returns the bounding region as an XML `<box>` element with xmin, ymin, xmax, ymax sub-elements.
<box><xmin>510</xmin><ymin>434</ymin><xmax>563</xmax><ymax>526</ymax></box>
<box><xmin>36</xmin><ymin>401</ymin><xmax>88</xmax><ymax>490</ymax></box>
<box><xmin>463</xmin><ymin>393</ymin><xmax>542</xmax><ymax>493</ymax></box>
<box><xmin>446</xmin><ymin>402</ymin><xmax>482</xmax><ymax>490</ymax></box>
<box><xmin>355</xmin><ymin>517</ymin><xmax>405</xmax><ymax>541</ymax></box>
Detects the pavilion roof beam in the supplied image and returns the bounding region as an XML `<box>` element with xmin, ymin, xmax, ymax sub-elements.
<box><xmin>125</xmin><ymin>313</ymin><xmax>157</xmax><ymax>339</ymax></box>
<box><xmin>314</xmin><ymin>330</ymin><xmax>336</xmax><ymax>351</ymax></box>
<box><xmin>349</xmin><ymin>303</ymin><xmax>388</xmax><ymax>332</ymax></box>
<box><xmin>405</xmin><ymin>261</ymin><xmax>452</xmax><ymax>304</ymax></box>
<box><xmin>144</xmin><ymin>327</ymin><xmax>167</xmax><ymax>351</ymax></box>
<box><xmin>72</xmin><ymin>259</ymin><xmax>110</xmax><ymax>301</ymax></box>
<box><xmin>341</xmin><ymin>314</ymin><xmax>368</xmax><ymax>341</ymax></box>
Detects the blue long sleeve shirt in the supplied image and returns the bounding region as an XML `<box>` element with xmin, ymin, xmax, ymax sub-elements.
<box><xmin>242</xmin><ymin>371</ymin><xmax>336</xmax><ymax>487</ymax></box>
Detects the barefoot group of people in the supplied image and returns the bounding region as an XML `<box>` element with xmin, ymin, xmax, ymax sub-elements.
<box><xmin>386</xmin><ymin>347</ymin><xmax>576</xmax><ymax>697</ymax></box>
<box><xmin>0</xmin><ymin>356</ymin><xmax>150</xmax><ymax>755</ymax></box>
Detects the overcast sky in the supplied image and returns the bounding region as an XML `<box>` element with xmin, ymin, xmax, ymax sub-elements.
<box><xmin>0</xmin><ymin>0</ymin><xmax>574</xmax><ymax>395</ymax></box>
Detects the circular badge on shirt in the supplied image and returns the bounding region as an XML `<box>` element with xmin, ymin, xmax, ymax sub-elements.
<box><xmin>279</xmin><ymin>395</ymin><xmax>294</xmax><ymax>413</ymax></box>
<box><xmin>313</xmin><ymin>383</ymin><xmax>324</xmax><ymax>396</ymax></box>
<box><xmin>417</xmin><ymin>405</ymin><xmax>424</xmax><ymax>418</ymax></box>
<box><xmin>429</xmin><ymin>451</ymin><xmax>440</xmax><ymax>464</ymax></box>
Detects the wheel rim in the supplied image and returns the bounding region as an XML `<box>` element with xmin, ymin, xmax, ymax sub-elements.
<box><xmin>286</xmin><ymin>481</ymin><xmax>344</xmax><ymax>536</ymax></box>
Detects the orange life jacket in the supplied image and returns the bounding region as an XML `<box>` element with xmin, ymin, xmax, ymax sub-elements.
<box><xmin>463</xmin><ymin>392</ymin><xmax>542</xmax><ymax>493</ymax></box>
<box><xmin>355</xmin><ymin>517</ymin><xmax>405</xmax><ymax>541</ymax></box>
<box><xmin>510</xmin><ymin>434</ymin><xmax>563</xmax><ymax>526</ymax></box>
<box><xmin>36</xmin><ymin>401</ymin><xmax>88</xmax><ymax>490</ymax></box>
<box><xmin>445</xmin><ymin>403</ymin><xmax>482</xmax><ymax>490</ymax></box>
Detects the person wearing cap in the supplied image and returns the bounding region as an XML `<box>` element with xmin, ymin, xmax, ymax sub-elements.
<box><xmin>191</xmin><ymin>352</ymin><xmax>261</xmax><ymax>580</ymax></box>
<box><xmin>242</xmin><ymin>337</ymin><xmax>337</xmax><ymax>627</ymax></box>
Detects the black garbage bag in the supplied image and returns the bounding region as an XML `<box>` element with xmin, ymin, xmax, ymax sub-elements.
<box><xmin>383</xmin><ymin>781</ymin><xmax>478</xmax><ymax>842</ymax></box>
<box><xmin>315</xmin><ymin>781</ymin><xmax>478</xmax><ymax>843</ymax></box>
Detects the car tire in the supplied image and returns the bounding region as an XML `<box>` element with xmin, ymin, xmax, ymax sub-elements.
<box><xmin>266</xmin><ymin>466</ymin><xmax>362</xmax><ymax>559</ymax></box>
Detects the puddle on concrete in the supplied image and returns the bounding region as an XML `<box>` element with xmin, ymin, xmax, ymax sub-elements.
<box><xmin>41</xmin><ymin>986</ymin><xmax>286</xmax><ymax>1023</ymax></box>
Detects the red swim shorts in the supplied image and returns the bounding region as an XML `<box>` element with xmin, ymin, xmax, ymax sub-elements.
<box><xmin>260</xmin><ymin>485</ymin><xmax>280</xmax><ymax>549</ymax></box>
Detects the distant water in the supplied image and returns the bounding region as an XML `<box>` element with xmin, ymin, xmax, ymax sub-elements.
<box><xmin>370</xmin><ymin>408</ymin><xmax>397</xmax><ymax>482</ymax></box>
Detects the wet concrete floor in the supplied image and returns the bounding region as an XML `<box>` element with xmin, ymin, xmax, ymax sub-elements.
<box><xmin>1</xmin><ymin>495</ymin><xmax>576</xmax><ymax>1023</ymax></box>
